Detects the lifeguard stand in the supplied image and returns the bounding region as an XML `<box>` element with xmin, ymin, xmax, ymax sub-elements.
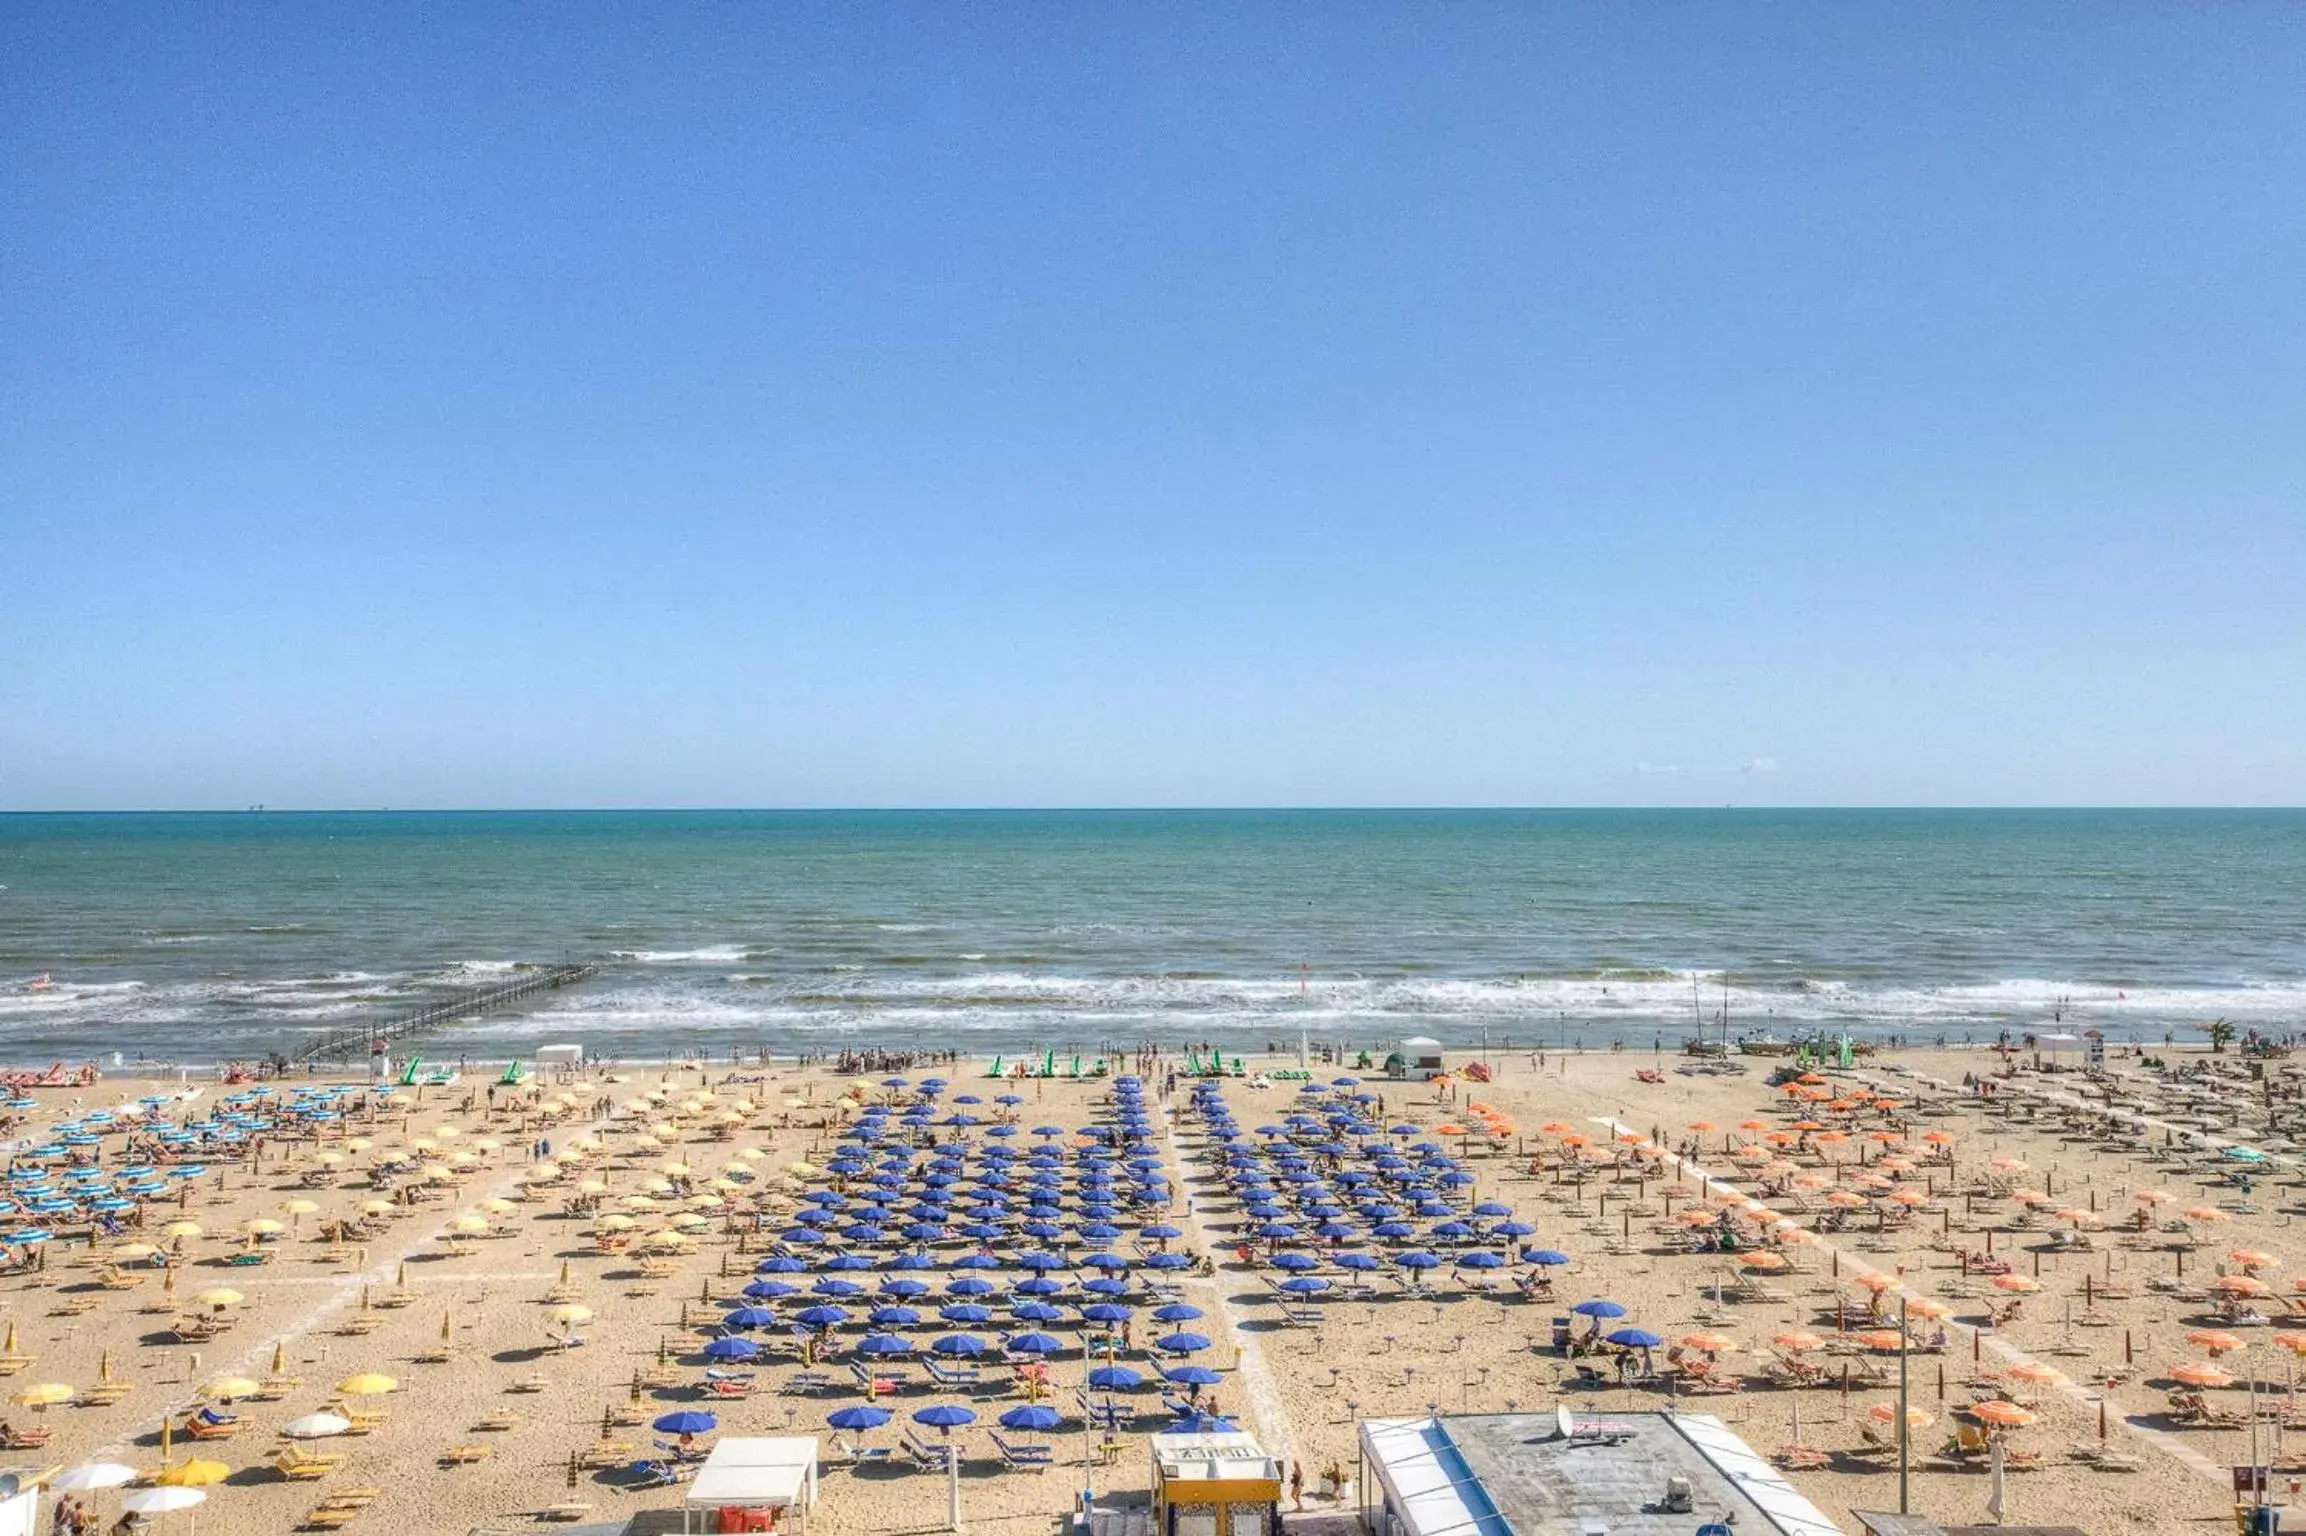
<box><xmin>1149</xmin><ymin>1429</ymin><xmax>1281</xmax><ymax>1536</ymax></box>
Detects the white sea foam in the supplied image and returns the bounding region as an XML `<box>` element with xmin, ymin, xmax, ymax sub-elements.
<box><xmin>612</xmin><ymin>946</ymin><xmax>751</xmax><ymax>964</ymax></box>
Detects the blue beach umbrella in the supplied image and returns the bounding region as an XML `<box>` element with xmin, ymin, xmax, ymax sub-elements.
<box><xmin>654</xmin><ymin>1410</ymin><xmax>718</xmax><ymax>1435</ymax></box>
<box><xmin>1156</xmin><ymin>1332</ymin><xmax>1212</xmax><ymax>1355</ymax></box>
<box><xmin>702</xmin><ymin>1337</ymin><xmax>760</xmax><ymax>1360</ymax></box>
<box><xmin>1607</xmin><ymin>1328</ymin><xmax>1663</xmax><ymax>1349</ymax></box>
<box><xmin>1087</xmin><ymin>1365</ymin><xmax>1143</xmax><ymax>1391</ymax></box>
<box><xmin>1000</xmin><ymin>1404</ymin><xmax>1063</xmax><ymax>1431</ymax></box>
<box><xmin>932</xmin><ymin>1334</ymin><xmax>988</xmax><ymax>1357</ymax></box>
<box><xmin>827</xmin><ymin>1405</ymin><xmax>892</xmax><ymax>1431</ymax></box>
<box><xmin>913</xmin><ymin>1405</ymin><xmax>977</xmax><ymax>1430</ymax></box>
<box><xmin>1163</xmin><ymin>1365</ymin><xmax>1222</xmax><ymax>1387</ymax></box>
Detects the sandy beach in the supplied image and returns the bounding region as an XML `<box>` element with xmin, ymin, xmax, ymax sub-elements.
<box><xmin>1</xmin><ymin>1042</ymin><xmax>2298</xmax><ymax>1535</ymax></box>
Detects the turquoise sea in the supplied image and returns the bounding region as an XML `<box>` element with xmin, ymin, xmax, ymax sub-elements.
<box><xmin>1</xmin><ymin>810</ymin><xmax>2301</xmax><ymax>1065</ymax></box>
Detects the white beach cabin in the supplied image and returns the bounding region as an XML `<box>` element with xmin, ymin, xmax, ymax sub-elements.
<box><xmin>680</xmin><ymin>1435</ymin><xmax>818</xmax><ymax>1532</ymax></box>
<box><xmin>1391</xmin><ymin>1037</ymin><xmax>1445</xmax><ymax>1082</ymax></box>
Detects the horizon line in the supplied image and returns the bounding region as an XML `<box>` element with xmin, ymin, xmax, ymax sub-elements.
<box><xmin>4</xmin><ymin>804</ymin><xmax>2303</xmax><ymax>816</ymax></box>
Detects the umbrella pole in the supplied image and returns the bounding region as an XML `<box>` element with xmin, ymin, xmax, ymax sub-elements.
<box><xmin>1897</xmin><ymin>1294</ymin><xmax>1911</xmax><ymax>1514</ymax></box>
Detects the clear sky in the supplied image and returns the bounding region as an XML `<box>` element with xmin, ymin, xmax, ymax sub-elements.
<box><xmin>5</xmin><ymin>7</ymin><xmax>2302</xmax><ymax>810</ymax></box>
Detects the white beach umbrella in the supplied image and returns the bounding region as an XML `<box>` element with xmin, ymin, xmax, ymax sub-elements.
<box><xmin>281</xmin><ymin>1411</ymin><xmax>352</xmax><ymax>1439</ymax></box>
<box><xmin>52</xmin><ymin>1462</ymin><xmax>136</xmax><ymax>1492</ymax></box>
<box><xmin>122</xmin><ymin>1487</ymin><xmax>206</xmax><ymax>1515</ymax></box>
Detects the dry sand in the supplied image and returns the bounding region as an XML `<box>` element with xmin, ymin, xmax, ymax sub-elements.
<box><xmin>2</xmin><ymin>1046</ymin><xmax>2296</xmax><ymax>1535</ymax></box>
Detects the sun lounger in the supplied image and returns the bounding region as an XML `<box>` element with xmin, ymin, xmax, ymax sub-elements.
<box><xmin>273</xmin><ymin>1446</ymin><xmax>344</xmax><ymax>1480</ymax></box>
<box><xmin>902</xmin><ymin>1429</ymin><xmax>954</xmax><ymax>1471</ymax></box>
<box><xmin>537</xmin><ymin>1502</ymin><xmax>594</xmax><ymax>1522</ymax></box>
<box><xmin>627</xmin><ymin>1457</ymin><xmax>694</xmax><ymax>1488</ymax></box>
<box><xmin>299</xmin><ymin>1507</ymin><xmax>360</xmax><ymax>1530</ymax></box>
<box><xmin>922</xmin><ymin>1359</ymin><xmax>980</xmax><ymax>1388</ymax></box>
<box><xmin>1074</xmin><ymin>1390</ymin><xmax>1130</xmax><ymax>1430</ymax></box>
<box><xmin>185</xmin><ymin>1407</ymin><xmax>241</xmax><ymax>1439</ymax></box>
<box><xmin>779</xmin><ymin>1369</ymin><xmax>833</xmax><ymax>1394</ymax></box>
<box><xmin>576</xmin><ymin>1439</ymin><xmax>634</xmax><ymax>1468</ymax></box>
<box><xmin>832</xmin><ymin>1434</ymin><xmax>892</xmax><ymax>1465</ymax></box>
<box><xmin>851</xmin><ymin>1361</ymin><xmax>904</xmax><ymax>1394</ymax></box>
<box><xmin>992</xmin><ymin>1431</ymin><xmax>1052</xmax><ymax>1470</ymax></box>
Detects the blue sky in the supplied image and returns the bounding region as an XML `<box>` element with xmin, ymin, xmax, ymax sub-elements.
<box><xmin>5</xmin><ymin>7</ymin><xmax>2302</xmax><ymax>809</ymax></box>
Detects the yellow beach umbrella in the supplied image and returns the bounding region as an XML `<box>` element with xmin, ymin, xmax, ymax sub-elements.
<box><xmin>155</xmin><ymin>1458</ymin><xmax>230</xmax><ymax>1487</ymax></box>
<box><xmin>548</xmin><ymin>1304</ymin><xmax>594</xmax><ymax>1325</ymax></box>
<box><xmin>576</xmin><ymin>1179</ymin><xmax>609</xmax><ymax>1195</ymax></box>
<box><xmin>596</xmin><ymin>1214</ymin><xmax>636</xmax><ymax>1232</ymax></box>
<box><xmin>194</xmin><ymin>1288</ymin><xmax>243</xmax><ymax>1309</ymax></box>
<box><xmin>449</xmin><ymin>1214</ymin><xmax>490</xmax><ymax>1235</ymax></box>
<box><xmin>163</xmin><ymin>1220</ymin><xmax>203</xmax><ymax>1239</ymax></box>
<box><xmin>480</xmin><ymin>1197</ymin><xmax>516</xmax><ymax>1214</ymax></box>
<box><xmin>203</xmin><ymin>1376</ymin><xmax>261</xmax><ymax>1401</ymax></box>
<box><xmin>110</xmin><ymin>1242</ymin><xmax>160</xmax><ymax>1262</ymax></box>
<box><xmin>360</xmin><ymin>1199</ymin><xmax>394</xmax><ymax>1216</ymax></box>
<box><xmin>283</xmin><ymin>1199</ymin><xmax>321</xmax><ymax>1216</ymax></box>
<box><xmin>334</xmin><ymin>1373</ymin><xmax>398</xmax><ymax>1396</ymax></box>
<box><xmin>245</xmin><ymin>1218</ymin><xmax>285</xmax><ymax>1236</ymax></box>
<box><xmin>14</xmin><ymin>1382</ymin><xmax>74</xmax><ymax>1407</ymax></box>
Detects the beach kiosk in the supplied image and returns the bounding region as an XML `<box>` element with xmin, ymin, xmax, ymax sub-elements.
<box><xmin>1389</xmin><ymin>1037</ymin><xmax>1444</xmax><ymax>1082</ymax></box>
<box><xmin>680</xmin><ymin>1436</ymin><xmax>818</xmax><ymax>1532</ymax></box>
<box><xmin>1150</xmin><ymin>1429</ymin><xmax>1282</xmax><ymax>1536</ymax></box>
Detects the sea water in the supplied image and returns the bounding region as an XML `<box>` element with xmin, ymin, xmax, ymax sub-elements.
<box><xmin>1</xmin><ymin>809</ymin><xmax>2300</xmax><ymax>1064</ymax></box>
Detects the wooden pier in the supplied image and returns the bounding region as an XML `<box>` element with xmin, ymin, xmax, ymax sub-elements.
<box><xmin>297</xmin><ymin>962</ymin><xmax>597</xmax><ymax>1065</ymax></box>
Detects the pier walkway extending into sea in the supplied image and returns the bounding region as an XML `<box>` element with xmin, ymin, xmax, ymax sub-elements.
<box><xmin>295</xmin><ymin>961</ymin><xmax>597</xmax><ymax>1065</ymax></box>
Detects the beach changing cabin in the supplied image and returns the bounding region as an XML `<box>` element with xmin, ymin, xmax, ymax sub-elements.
<box><xmin>1150</xmin><ymin>1428</ymin><xmax>1283</xmax><ymax>1536</ymax></box>
<box><xmin>1389</xmin><ymin>1037</ymin><xmax>1444</xmax><ymax>1082</ymax></box>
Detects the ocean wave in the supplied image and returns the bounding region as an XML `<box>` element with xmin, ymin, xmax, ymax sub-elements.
<box><xmin>612</xmin><ymin>946</ymin><xmax>753</xmax><ymax>964</ymax></box>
